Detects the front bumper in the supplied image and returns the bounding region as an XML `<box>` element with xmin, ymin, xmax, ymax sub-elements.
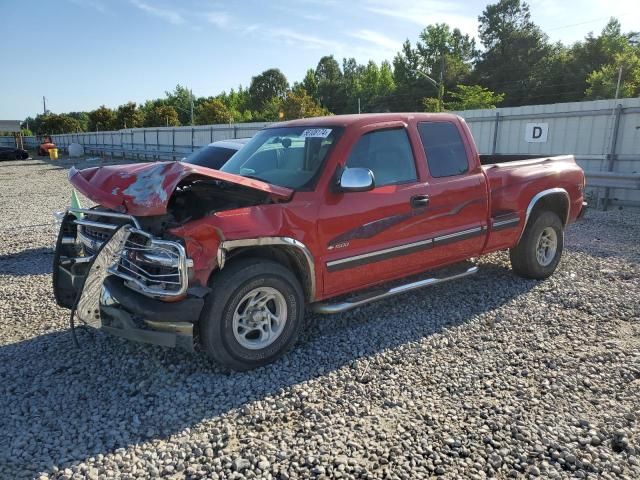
<box><xmin>100</xmin><ymin>276</ymin><xmax>200</xmax><ymax>351</ymax></box>
<box><xmin>54</xmin><ymin>221</ymin><xmax>204</xmax><ymax>351</ymax></box>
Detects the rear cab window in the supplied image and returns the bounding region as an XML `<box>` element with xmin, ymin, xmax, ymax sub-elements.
<box><xmin>346</xmin><ymin>128</ymin><xmax>417</xmax><ymax>187</ymax></box>
<box><xmin>417</xmin><ymin>122</ymin><xmax>469</xmax><ymax>178</ymax></box>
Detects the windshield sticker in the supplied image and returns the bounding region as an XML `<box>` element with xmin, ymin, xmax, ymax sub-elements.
<box><xmin>301</xmin><ymin>128</ymin><xmax>332</xmax><ymax>138</ymax></box>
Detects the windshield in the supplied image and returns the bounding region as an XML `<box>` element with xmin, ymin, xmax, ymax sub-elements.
<box><xmin>182</xmin><ymin>145</ymin><xmax>238</xmax><ymax>170</ymax></box>
<box><xmin>220</xmin><ymin>126</ymin><xmax>342</xmax><ymax>190</ymax></box>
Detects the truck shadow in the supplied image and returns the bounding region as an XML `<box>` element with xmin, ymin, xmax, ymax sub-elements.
<box><xmin>0</xmin><ymin>262</ymin><xmax>536</xmax><ymax>478</ymax></box>
<box><xmin>0</xmin><ymin>247</ymin><xmax>54</xmax><ymax>276</ymax></box>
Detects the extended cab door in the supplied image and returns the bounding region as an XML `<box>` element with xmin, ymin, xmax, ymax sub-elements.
<box><xmin>317</xmin><ymin>119</ymin><xmax>489</xmax><ymax>299</ymax></box>
<box><xmin>412</xmin><ymin>119</ymin><xmax>488</xmax><ymax>267</ymax></box>
<box><xmin>317</xmin><ymin>124</ymin><xmax>435</xmax><ymax>298</ymax></box>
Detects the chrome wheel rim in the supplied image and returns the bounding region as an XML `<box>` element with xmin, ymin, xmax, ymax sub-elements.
<box><xmin>536</xmin><ymin>227</ymin><xmax>558</xmax><ymax>267</ymax></box>
<box><xmin>232</xmin><ymin>287</ymin><xmax>287</xmax><ymax>350</ymax></box>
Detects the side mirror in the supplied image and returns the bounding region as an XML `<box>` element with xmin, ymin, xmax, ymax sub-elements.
<box><xmin>338</xmin><ymin>167</ymin><xmax>375</xmax><ymax>192</ymax></box>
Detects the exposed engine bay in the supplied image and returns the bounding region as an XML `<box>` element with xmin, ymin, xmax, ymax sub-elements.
<box><xmin>81</xmin><ymin>177</ymin><xmax>276</xmax><ymax>237</ymax></box>
<box><xmin>166</xmin><ymin>177</ymin><xmax>272</xmax><ymax>226</ymax></box>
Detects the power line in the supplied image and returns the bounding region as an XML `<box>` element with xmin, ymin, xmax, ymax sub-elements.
<box><xmin>545</xmin><ymin>15</ymin><xmax>628</xmax><ymax>32</ymax></box>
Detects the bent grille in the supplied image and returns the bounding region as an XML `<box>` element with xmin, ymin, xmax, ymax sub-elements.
<box><xmin>70</xmin><ymin>208</ymin><xmax>190</xmax><ymax>298</ymax></box>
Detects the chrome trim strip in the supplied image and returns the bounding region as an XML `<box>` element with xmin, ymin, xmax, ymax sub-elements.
<box><xmin>493</xmin><ymin>218</ymin><xmax>519</xmax><ymax>227</ymax></box>
<box><xmin>218</xmin><ymin>237</ymin><xmax>317</xmax><ymax>301</ymax></box>
<box><xmin>68</xmin><ymin>207</ymin><xmax>141</xmax><ymax>229</ymax></box>
<box><xmin>433</xmin><ymin>226</ymin><xmax>483</xmax><ymax>243</ymax></box>
<box><xmin>77</xmin><ymin>229</ymin><xmax>104</xmax><ymax>250</ymax></box>
<box><xmin>327</xmin><ymin>238</ymin><xmax>433</xmax><ymax>268</ymax></box>
<box><xmin>61</xmin><ymin>236</ymin><xmax>76</xmax><ymax>245</ymax></box>
<box><xmin>60</xmin><ymin>255</ymin><xmax>92</xmax><ymax>264</ymax></box>
<box><xmin>518</xmin><ymin>188</ymin><xmax>570</xmax><ymax>242</ymax></box>
<box><xmin>74</xmin><ymin>218</ymin><xmax>118</xmax><ymax>230</ymax></box>
<box><xmin>327</xmin><ymin>225</ymin><xmax>485</xmax><ymax>271</ymax></box>
<box><xmin>312</xmin><ymin>266</ymin><xmax>478</xmax><ymax>314</ymax></box>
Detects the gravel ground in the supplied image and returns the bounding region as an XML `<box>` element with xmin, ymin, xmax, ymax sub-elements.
<box><xmin>0</xmin><ymin>156</ymin><xmax>639</xmax><ymax>480</ymax></box>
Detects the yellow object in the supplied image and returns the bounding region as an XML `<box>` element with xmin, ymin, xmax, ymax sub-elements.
<box><xmin>48</xmin><ymin>148</ymin><xmax>59</xmax><ymax>160</ymax></box>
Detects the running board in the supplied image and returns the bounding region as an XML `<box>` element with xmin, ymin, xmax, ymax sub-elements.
<box><xmin>311</xmin><ymin>264</ymin><xmax>479</xmax><ymax>314</ymax></box>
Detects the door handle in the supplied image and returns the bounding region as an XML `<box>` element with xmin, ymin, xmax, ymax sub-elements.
<box><xmin>411</xmin><ymin>195</ymin><xmax>430</xmax><ymax>208</ymax></box>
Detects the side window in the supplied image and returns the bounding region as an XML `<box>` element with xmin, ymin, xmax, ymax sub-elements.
<box><xmin>346</xmin><ymin>128</ymin><xmax>417</xmax><ymax>187</ymax></box>
<box><xmin>417</xmin><ymin>122</ymin><xmax>469</xmax><ymax>178</ymax></box>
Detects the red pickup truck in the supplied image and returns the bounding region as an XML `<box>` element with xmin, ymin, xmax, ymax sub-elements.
<box><xmin>53</xmin><ymin>113</ymin><xmax>586</xmax><ymax>370</ymax></box>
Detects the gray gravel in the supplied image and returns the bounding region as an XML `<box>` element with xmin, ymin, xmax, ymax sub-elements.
<box><xmin>1</xmin><ymin>156</ymin><xmax>639</xmax><ymax>479</ymax></box>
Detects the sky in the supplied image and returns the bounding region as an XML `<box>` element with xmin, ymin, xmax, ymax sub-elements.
<box><xmin>1</xmin><ymin>0</ymin><xmax>638</xmax><ymax>120</ymax></box>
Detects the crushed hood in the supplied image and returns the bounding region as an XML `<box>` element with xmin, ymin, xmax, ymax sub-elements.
<box><xmin>68</xmin><ymin>161</ymin><xmax>294</xmax><ymax>216</ymax></box>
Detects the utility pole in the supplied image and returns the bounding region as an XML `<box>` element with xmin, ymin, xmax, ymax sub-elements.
<box><xmin>438</xmin><ymin>54</ymin><xmax>445</xmax><ymax>113</ymax></box>
<box><xmin>42</xmin><ymin>96</ymin><xmax>47</xmax><ymax>115</ymax></box>
<box><xmin>358</xmin><ymin>98</ymin><xmax>361</xmax><ymax>114</ymax></box>
<box><xmin>413</xmin><ymin>68</ymin><xmax>444</xmax><ymax>112</ymax></box>
<box><xmin>190</xmin><ymin>89</ymin><xmax>195</xmax><ymax>126</ymax></box>
<box><xmin>614</xmin><ymin>66</ymin><xmax>623</xmax><ymax>99</ymax></box>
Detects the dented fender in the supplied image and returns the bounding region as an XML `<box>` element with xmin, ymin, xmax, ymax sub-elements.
<box><xmin>168</xmin><ymin>201</ymin><xmax>320</xmax><ymax>294</ymax></box>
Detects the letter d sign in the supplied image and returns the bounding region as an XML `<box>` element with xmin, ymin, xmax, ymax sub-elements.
<box><xmin>525</xmin><ymin>123</ymin><xmax>548</xmax><ymax>143</ymax></box>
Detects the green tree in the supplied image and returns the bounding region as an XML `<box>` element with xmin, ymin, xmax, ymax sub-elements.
<box><xmin>422</xmin><ymin>97</ymin><xmax>442</xmax><ymax>112</ymax></box>
<box><xmin>475</xmin><ymin>0</ymin><xmax>551</xmax><ymax>106</ymax></box>
<box><xmin>23</xmin><ymin>116</ymin><xmax>42</xmax><ymax>134</ymax></box>
<box><xmin>315</xmin><ymin>55</ymin><xmax>346</xmax><ymax>113</ymax></box>
<box><xmin>301</xmin><ymin>69</ymin><xmax>319</xmax><ymax>100</ymax></box>
<box><xmin>249</xmin><ymin>68</ymin><xmax>289</xmax><ymax>110</ymax></box>
<box><xmin>572</xmin><ymin>19</ymin><xmax>640</xmax><ymax>100</ymax></box>
<box><xmin>164</xmin><ymin>85</ymin><xmax>195</xmax><ymax>125</ymax></box>
<box><xmin>357</xmin><ymin>60</ymin><xmax>396</xmax><ymax>112</ymax></box>
<box><xmin>251</xmin><ymin>97</ymin><xmax>282</xmax><ymax>122</ymax></box>
<box><xmin>281</xmin><ymin>88</ymin><xmax>329</xmax><ymax>119</ymax></box>
<box><xmin>39</xmin><ymin>114</ymin><xmax>82</xmax><ymax>134</ymax></box>
<box><xmin>66</xmin><ymin>112</ymin><xmax>89</xmax><ymax>131</ymax></box>
<box><xmin>196</xmin><ymin>99</ymin><xmax>233</xmax><ymax>125</ymax></box>
<box><xmin>392</xmin><ymin>40</ymin><xmax>433</xmax><ymax>111</ymax></box>
<box><xmin>417</xmin><ymin>23</ymin><xmax>477</xmax><ymax>87</ymax></box>
<box><xmin>115</xmin><ymin>102</ymin><xmax>145</xmax><ymax>129</ymax></box>
<box><xmin>446</xmin><ymin>84</ymin><xmax>505</xmax><ymax>110</ymax></box>
<box><xmin>88</xmin><ymin>105</ymin><xmax>116</xmax><ymax>131</ymax></box>
<box><xmin>215</xmin><ymin>86</ymin><xmax>252</xmax><ymax>122</ymax></box>
<box><xmin>586</xmin><ymin>50</ymin><xmax>640</xmax><ymax>99</ymax></box>
<box><xmin>144</xmin><ymin>105</ymin><xmax>180</xmax><ymax>127</ymax></box>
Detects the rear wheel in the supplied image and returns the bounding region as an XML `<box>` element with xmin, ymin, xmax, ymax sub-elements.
<box><xmin>510</xmin><ymin>210</ymin><xmax>564</xmax><ymax>279</ymax></box>
<box><xmin>199</xmin><ymin>258</ymin><xmax>305</xmax><ymax>370</ymax></box>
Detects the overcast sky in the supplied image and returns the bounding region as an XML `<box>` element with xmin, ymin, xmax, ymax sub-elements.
<box><xmin>1</xmin><ymin>0</ymin><xmax>638</xmax><ymax>119</ymax></box>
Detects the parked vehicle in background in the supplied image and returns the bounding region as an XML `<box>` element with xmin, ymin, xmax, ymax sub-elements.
<box><xmin>37</xmin><ymin>136</ymin><xmax>56</xmax><ymax>156</ymax></box>
<box><xmin>53</xmin><ymin>113</ymin><xmax>587</xmax><ymax>370</ymax></box>
<box><xmin>181</xmin><ymin>138</ymin><xmax>251</xmax><ymax>170</ymax></box>
<box><xmin>0</xmin><ymin>146</ymin><xmax>29</xmax><ymax>160</ymax></box>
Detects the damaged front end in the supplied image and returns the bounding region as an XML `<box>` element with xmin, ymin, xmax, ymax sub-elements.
<box><xmin>53</xmin><ymin>208</ymin><xmax>204</xmax><ymax>350</ymax></box>
<box><xmin>54</xmin><ymin>160</ymin><xmax>294</xmax><ymax>350</ymax></box>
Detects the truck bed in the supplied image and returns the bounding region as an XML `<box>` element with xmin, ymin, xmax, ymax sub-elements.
<box><xmin>479</xmin><ymin>153</ymin><xmax>584</xmax><ymax>253</ymax></box>
<box><xmin>479</xmin><ymin>154</ymin><xmax>561</xmax><ymax>165</ymax></box>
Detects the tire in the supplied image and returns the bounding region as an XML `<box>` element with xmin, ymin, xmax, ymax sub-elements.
<box><xmin>510</xmin><ymin>210</ymin><xmax>564</xmax><ymax>280</ymax></box>
<box><xmin>199</xmin><ymin>258</ymin><xmax>305</xmax><ymax>370</ymax></box>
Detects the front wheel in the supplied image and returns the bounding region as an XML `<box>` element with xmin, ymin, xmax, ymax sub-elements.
<box><xmin>199</xmin><ymin>258</ymin><xmax>305</xmax><ymax>370</ymax></box>
<box><xmin>510</xmin><ymin>210</ymin><xmax>564</xmax><ymax>279</ymax></box>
